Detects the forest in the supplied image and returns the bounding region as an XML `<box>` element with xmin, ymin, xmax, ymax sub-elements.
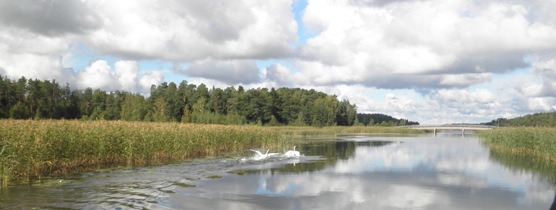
<box><xmin>0</xmin><ymin>75</ymin><xmax>363</xmax><ymax>126</ymax></box>
<box><xmin>0</xmin><ymin>75</ymin><xmax>422</xmax><ymax>126</ymax></box>
<box><xmin>484</xmin><ymin>112</ymin><xmax>556</xmax><ymax>127</ymax></box>
<box><xmin>356</xmin><ymin>113</ymin><xmax>419</xmax><ymax>126</ymax></box>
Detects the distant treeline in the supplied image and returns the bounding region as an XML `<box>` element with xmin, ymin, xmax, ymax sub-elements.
<box><xmin>356</xmin><ymin>113</ymin><xmax>419</xmax><ymax>126</ymax></box>
<box><xmin>0</xmin><ymin>75</ymin><xmax>363</xmax><ymax>126</ymax></box>
<box><xmin>484</xmin><ymin>112</ymin><xmax>556</xmax><ymax>127</ymax></box>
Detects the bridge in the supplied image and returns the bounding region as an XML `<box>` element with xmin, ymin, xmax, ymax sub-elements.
<box><xmin>407</xmin><ymin>125</ymin><xmax>495</xmax><ymax>135</ymax></box>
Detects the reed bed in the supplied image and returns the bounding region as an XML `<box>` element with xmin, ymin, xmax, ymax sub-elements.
<box><xmin>331</xmin><ymin>126</ymin><xmax>425</xmax><ymax>134</ymax></box>
<box><xmin>275</xmin><ymin>126</ymin><xmax>424</xmax><ymax>138</ymax></box>
<box><xmin>0</xmin><ymin>120</ymin><xmax>287</xmax><ymax>186</ymax></box>
<box><xmin>479</xmin><ymin>127</ymin><xmax>556</xmax><ymax>163</ymax></box>
<box><xmin>275</xmin><ymin>126</ymin><xmax>337</xmax><ymax>138</ymax></box>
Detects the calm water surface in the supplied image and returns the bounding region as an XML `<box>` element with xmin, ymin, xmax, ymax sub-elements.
<box><xmin>1</xmin><ymin>133</ymin><xmax>555</xmax><ymax>209</ymax></box>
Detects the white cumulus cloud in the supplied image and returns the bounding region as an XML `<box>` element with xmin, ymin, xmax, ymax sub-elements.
<box><xmin>76</xmin><ymin>60</ymin><xmax>162</xmax><ymax>94</ymax></box>
<box><xmin>114</xmin><ymin>60</ymin><xmax>139</xmax><ymax>92</ymax></box>
<box><xmin>294</xmin><ymin>0</ymin><xmax>556</xmax><ymax>89</ymax></box>
<box><xmin>139</xmin><ymin>71</ymin><xmax>164</xmax><ymax>94</ymax></box>
<box><xmin>2</xmin><ymin>0</ymin><xmax>556</xmax><ymax>123</ymax></box>
<box><xmin>76</xmin><ymin>60</ymin><xmax>118</xmax><ymax>91</ymax></box>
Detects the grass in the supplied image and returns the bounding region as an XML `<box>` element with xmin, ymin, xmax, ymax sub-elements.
<box><xmin>0</xmin><ymin>120</ymin><xmax>288</xmax><ymax>186</ymax></box>
<box><xmin>331</xmin><ymin>126</ymin><xmax>426</xmax><ymax>134</ymax></box>
<box><xmin>0</xmin><ymin>121</ymin><xmax>423</xmax><ymax>186</ymax></box>
<box><xmin>274</xmin><ymin>126</ymin><xmax>425</xmax><ymax>138</ymax></box>
<box><xmin>478</xmin><ymin>127</ymin><xmax>556</xmax><ymax>163</ymax></box>
<box><xmin>479</xmin><ymin>127</ymin><xmax>556</xmax><ymax>186</ymax></box>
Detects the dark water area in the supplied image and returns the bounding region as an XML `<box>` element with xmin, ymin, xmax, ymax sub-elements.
<box><xmin>1</xmin><ymin>133</ymin><xmax>555</xmax><ymax>209</ymax></box>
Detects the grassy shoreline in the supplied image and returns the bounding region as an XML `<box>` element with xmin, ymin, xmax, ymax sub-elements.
<box><xmin>0</xmin><ymin>120</ymin><xmax>423</xmax><ymax>186</ymax></box>
<box><xmin>275</xmin><ymin>126</ymin><xmax>425</xmax><ymax>138</ymax></box>
<box><xmin>478</xmin><ymin>127</ymin><xmax>556</xmax><ymax>163</ymax></box>
<box><xmin>0</xmin><ymin>120</ymin><xmax>288</xmax><ymax>186</ymax></box>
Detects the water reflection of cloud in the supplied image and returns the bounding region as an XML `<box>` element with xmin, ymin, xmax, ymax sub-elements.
<box><xmin>166</xmin><ymin>137</ymin><xmax>554</xmax><ymax>209</ymax></box>
<box><xmin>251</xmin><ymin>138</ymin><xmax>553</xmax><ymax>209</ymax></box>
<box><xmin>379</xmin><ymin>185</ymin><xmax>448</xmax><ymax>209</ymax></box>
<box><xmin>170</xmin><ymin>168</ymin><xmax>553</xmax><ymax>209</ymax></box>
<box><xmin>332</xmin><ymin>139</ymin><xmax>492</xmax><ymax>174</ymax></box>
<box><xmin>330</xmin><ymin>138</ymin><xmax>547</xmax><ymax>192</ymax></box>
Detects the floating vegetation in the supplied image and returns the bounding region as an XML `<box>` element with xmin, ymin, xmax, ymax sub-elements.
<box><xmin>0</xmin><ymin>120</ymin><xmax>288</xmax><ymax>186</ymax></box>
<box><xmin>172</xmin><ymin>182</ymin><xmax>196</xmax><ymax>188</ymax></box>
<box><xmin>228</xmin><ymin>170</ymin><xmax>247</xmax><ymax>175</ymax></box>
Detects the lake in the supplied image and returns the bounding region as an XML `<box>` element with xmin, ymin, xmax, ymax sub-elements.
<box><xmin>1</xmin><ymin>132</ymin><xmax>555</xmax><ymax>209</ymax></box>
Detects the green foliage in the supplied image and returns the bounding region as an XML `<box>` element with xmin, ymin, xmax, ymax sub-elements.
<box><xmin>356</xmin><ymin>113</ymin><xmax>419</xmax><ymax>126</ymax></box>
<box><xmin>479</xmin><ymin>127</ymin><xmax>556</xmax><ymax>185</ymax></box>
<box><xmin>484</xmin><ymin>112</ymin><xmax>556</xmax><ymax>127</ymax></box>
<box><xmin>0</xmin><ymin>75</ymin><xmax>382</xmax><ymax>127</ymax></box>
<box><xmin>479</xmin><ymin>127</ymin><xmax>556</xmax><ymax>163</ymax></box>
<box><xmin>275</xmin><ymin>126</ymin><xmax>425</xmax><ymax>139</ymax></box>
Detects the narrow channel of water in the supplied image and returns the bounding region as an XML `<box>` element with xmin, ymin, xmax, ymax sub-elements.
<box><xmin>1</xmin><ymin>133</ymin><xmax>555</xmax><ymax>209</ymax></box>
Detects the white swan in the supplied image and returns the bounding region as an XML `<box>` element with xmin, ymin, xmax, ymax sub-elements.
<box><xmin>250</xmin><ymin>149</ymin><xmax>270</xmax><ymax>160</ymax></box>
<box><xmin>284</xmin><ymin>146</ymin><xmax>300</xmax><ymax>157</ymax></box>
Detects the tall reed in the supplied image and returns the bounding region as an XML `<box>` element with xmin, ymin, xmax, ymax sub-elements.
<box><xmin>479</xmin><ymin>127</ymin><xmax>556</xmax><ymax>163</ymax></box>
<box><xmin>0</xmin><ymin>120</ymin><xmax>287</xmax><ymax>186</ymax></box>
<box><xmin>331</xmin><ymin>126</ymin><xmax>425</xmax><ymax>134</ymax></box>
<box><xmin>275</xmin><ymin>126</ymin><xmax>424</xmax><ymax>138</ymax></box>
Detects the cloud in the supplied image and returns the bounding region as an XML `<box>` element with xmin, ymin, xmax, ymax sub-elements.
<box><xmin>2</xmin><ymin>0</ymin><xmax>556</xmax><ymax>123</ymax></box>
<box><xmin>83</xmin><ymin>0</ymin><xmax>296</xmax><ymax>61</ymax></box>
<box><xmin>519</xmin><ymin>58</ymin><xmax>556</xmax><ymax>97</ymax></box>
<box><xmin>0</xmin><ymin>45</ymin><xmax>75</xmax><ymax>85</ymax></box>
<box><xmin>139</xmin><ymin>71</ymin><xmax>164</xmax><ymax>93</ymax></box>
<box><xmin>0</xmin><ymin>0</ymin><xmax>101</xmax><ymax>37</ymax></box>
<box><xmin>349</xmin><ymin>0</ymin><xmax>426</xmax><ymax>7</ymax></box>
<box><xmin>179</xmin><ymin>58</ymin><xmax>260</xmax><ymax>85</ymax></box>
<box><xmin>294</xmin><ymin>0</ymin><xmax>556</xmax><ymax>89</ymax></box>
<box><xmin>114</xmin><ymin>60</ymin><xmax>139</xmax><ymax>92</ymax></box>
<box><xmin>509</xmin><ymin>56</ymin><xmax>556</xmax><ymax>112</ymax></box>
<box><xmin>526</xmin><ymin>97</ymin><xmax>556</xmax><ymax>112</ymax></box>
<box><xmin>0</xmin><ymin>0</ymin><xmax>297</xmax><ymax>87</ymax></box>
<box><xmin>0</xmin><ymin>26</ymin><xmax>74</xmax><ymax>83</ymax></box>
<box><xmin>264</xmin><ymin>64</ymin><xmax>292</xmax><ymax>86</ymax></box>
<box><xmin>76</xmin><ymin>60</ymin><xmax>118</xmax><ymax>91</ymax></box>
<box><xmin>318</xmin><ymin>84</ymin><xmax>518</xmax><ymax>124</ymax></box>
<box><xmin>76</xmin><ymin>59</ymin><xmax>161</xmax><ymax>94</ymax></box>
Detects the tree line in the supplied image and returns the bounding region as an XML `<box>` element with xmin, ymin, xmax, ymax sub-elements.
<box><xmin>0</xmin><ymin>75</ymin><xmax>363</xmax><ymax>126</ymax></box>
<box><xmin>355</xmin><ymin>113</ymin><xmax>419</xmax><ymax>126</ymax></box>
<box><xmin>484</xmin><ymin>112</ymin><xmax>556</xmax><ymax>127</ymax></box>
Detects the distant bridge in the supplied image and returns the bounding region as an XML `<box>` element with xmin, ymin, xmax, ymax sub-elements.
<box><xmin>407</xmin><ymin>125</ymin><xmax>495</xmax><ymax>135</ymax></box>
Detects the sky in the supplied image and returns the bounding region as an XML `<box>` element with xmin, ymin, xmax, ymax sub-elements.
<box><xmin>1</xmin><ymin>0</ymin><xmax>556</xmax><ymax>125</ymax></box>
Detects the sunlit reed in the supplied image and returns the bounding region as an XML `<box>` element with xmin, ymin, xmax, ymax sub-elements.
<box><xmin>0</xmin><ymin>120</ymin><xmax>287</xmax><ymax>186</ymax></box>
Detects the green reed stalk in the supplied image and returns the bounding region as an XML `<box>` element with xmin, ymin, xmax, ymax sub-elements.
<box><xmin>0</xmin><ymin>120</ymin><xmax>287</xmax><ymax>186</ymax></box>
<box><xmin>275</xmin><ymin>126</ymin><xmax>424</xmax><ymax>138</ymax></box>
<box><xmin>479</xmin><ymin>127</ymin><xmax>556</xmax><ymax>163</ymax></box>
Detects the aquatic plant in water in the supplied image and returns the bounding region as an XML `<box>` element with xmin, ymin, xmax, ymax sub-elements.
<box><xmin>0</xmin><ymin>120</ymin><xmax>289</xmax><ymax>186</ymax></box>
<box><xmin>479</xmin><ymin>127</ymin><xmax>556</xmax><ymax>163</ymax></box>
